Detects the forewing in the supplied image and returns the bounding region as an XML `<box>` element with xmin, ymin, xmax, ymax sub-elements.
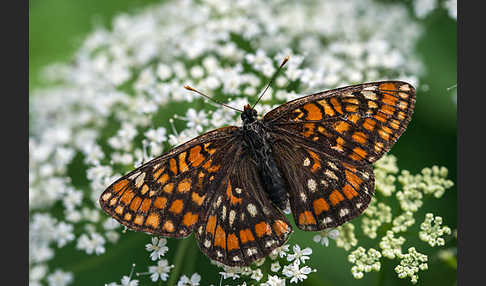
<box><xmin>271</xmin><ymin>136</ymin><xmax>374</xmax><ymax>231</ymax></box>
<box><xmin>195</xmin><ymin>147</ymin><xmax>292</xmax><ymax>266</ymax></box>
<box><xmin>99</xmin><ymin>126</ymin><xmax>239</xmax><ymax>237</ymax></box>
<box><xmin>264</xmin><ymin>81</ymin><xmax>416</xmax><ymax>165</ymax></box>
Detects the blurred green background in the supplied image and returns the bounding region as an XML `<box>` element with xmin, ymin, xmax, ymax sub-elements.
<box><xmin>29</xmin><ymin>0</ymin><xmax>457</xmax><ymax>285</ymax></box>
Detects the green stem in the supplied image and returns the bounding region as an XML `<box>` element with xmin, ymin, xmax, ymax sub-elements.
<box><xmin>167</xmin><ymin>237</ymin><xmax>192</xmax><ymax>286</ymax></box>
<box><xmin>377</xmin><ymin>258</ymin><xmax>387</xmax><ymax>286</ymax></box>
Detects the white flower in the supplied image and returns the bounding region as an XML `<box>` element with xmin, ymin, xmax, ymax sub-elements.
<box><xmin>145</xmin><ymin>237</ymin><xmax>169</xmax><ymax>261</ymax></box>
<box><xmin>120</xmin><ymin>276</ymin><xmax>139</xmax><ymax>286</ymax></box>
<box><xmin>148</xmin><ymin>259</ymin><xmax>174</xmax><ymax>282</ymax></box>
<box><xmin>262</xmin><ymin>275</ymin><xmax>286</xmax><ymax>286</ymax></box>
<box><xmin>76</xmin><ymin>232</ymin><xmax>106</xmax><ymax>255</ymax></box>
<box><xmin>177</xmin><ymin>273</ymin><xmax>201</xmax><ymax>286</ymax></box>
<box><xmin>313</xmin><ymin>228</ymin><xmax>339</xmax><ymax>247</ymax></box>
<box><xmin>156</xmin><ymin>63</ymin><xmax>172</xmax><ymax>80</ymax></box>
<box><xmin>145</xmin><ymin>127</ymin><xmax>167</xmax><ymax>143</ymax></box>
<box><xmin>54</xmin><ymin>222</ymin><xmax>75</xmax><ymax>247</ymax></box>
<box><xmin>286</xmin><ymin>244</ymin><xmax>312</xmax><ymax>264</ymax></box>
<box><xmin>251</xmin><ymin>268</ymin><xmax>263</xmax><ymax>281</ymax></box>
<box><xmin>282</xmin><ymin>260</ymin><xmax>315</xmax><ymax>283</ymax></box>
<box><xmin>47</xmin><ymin>269</ymin><xmax>73</xmax><ymax>286</ymax></box>
<box><xmin>270</xmin><ymin>261</ymin><xmax>281</xmax><ymax>272</ymax></box>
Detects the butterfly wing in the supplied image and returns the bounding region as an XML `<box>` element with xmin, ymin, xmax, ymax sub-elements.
<box><xmin>100</xmin><ymin>125</ymin><xmax>292</xmax><ymax>266</ymax></box>
<box><xmin>99</xmin><ymin>126</ymin><xmax>240</xmax><ymax>237</ymax></box>
<box><xmin>263</xmin><ymin>81</ymin><xmax>415</xmax><ymax>230</ymax></box>
<box><xmin>195</xmin><ymin>144</ymin><xmax>292</xmax><ymax>266</ymax></box>
<box><xmin>264</xmin><ymin>81</ymin><xmax>416</xmax><ymax>165</ymax></box>
<box><xmin>271</xmin><ymin>137</ymin><xmax>374</xmax><ymax>231</ymax></box>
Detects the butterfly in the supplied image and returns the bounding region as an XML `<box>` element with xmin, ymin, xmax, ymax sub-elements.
<box><xmin>99</xmin><ymin>59</ymin><xmax>415</xmax><ymax>267</ymax></box>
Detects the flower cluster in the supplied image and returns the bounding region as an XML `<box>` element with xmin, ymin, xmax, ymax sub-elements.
<box><xmin>29</xmin><ymin>0</ymin><xmax>454</xmax><ymax>285</ymax></box>
<box><xmin>216</xmin><ymin>243</ymin><xmax>316</xmax><ymax>284</ymax></box>
<box><xmin>395</xmin><ymin>247</ymin><xmax>429</xmax><ymax>284</ymax></box>
<box><xmin>412</xmin><ymin>0</ymin><xmax>457</xmax><ymax>20</ymax></box>
<box><xmin>348</xmin><ymin>247</ymin><xmax>382</xmax><ymax>279</ymax></box>
<box><xmin>419</xmin><ymin>213</ymin><xmax>452</xmax><ymax>247</ymax></box>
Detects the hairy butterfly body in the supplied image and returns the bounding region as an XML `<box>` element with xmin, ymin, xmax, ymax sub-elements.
<box><xmin>99</xmin><ymin>80</ymin><xmax>416</xmax><ymax>266</ymax></box>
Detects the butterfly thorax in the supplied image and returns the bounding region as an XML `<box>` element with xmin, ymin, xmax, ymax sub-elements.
<box><xmin>241</xmin><ymin>106</ymin><xmax>289</xmax><ymax>210</ymax></box>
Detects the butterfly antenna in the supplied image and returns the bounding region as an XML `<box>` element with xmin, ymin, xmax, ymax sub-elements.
<box><xmin>252</xmin><ymin>56</ymin><xmax>289</xmax><ymax>109</ymax></box>
<box><xmin>184</xmin><ymin>85</ymin><xmax>243</xmax><ymax>113</ymax></box>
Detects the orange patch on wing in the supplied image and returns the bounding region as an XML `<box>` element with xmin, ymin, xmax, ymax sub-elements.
<box><xmin>302</xmin><ymin>123</ymin><xmax>315</xmax><ymax>137</ymax></box>
<box><xmin>214</xmin><ymin>226</ymin><xmax>226</xmax><ymax>249</ymax></box>
<box><xmin>382</xmin><ymin>93</ymin><xmax>398</xmax><ymax>106</ymax></box>
<box><xmin>141</xmin><ymin>184</ymin><xmax>149</xmax><ymax>195</ymax></box>
<box><xmin>330</xmin><ymin>98</ymin><xmax>343</xmax><ymax>114</ymax></box>
<box><xmin>255</xmin><ymin>221</ymin><xmax>272</xmax><ymax>237</ymax></box>
<box><xmin>374</xmin><ymin>112</ymin><xmax>388</xmax><ymax>123</ymax></box>
<box><xmin>334</xmin><ymin>121</ymin><xmax>350</xmax><ymax>133</ymax></box>
<box><xmin>352</xmin><ymin>147</ymin><xmax>367</xmax><ymax>159</ymax></box>
<box><xmin>342</xmin><ymin>184</ymin><xmax>359</xmax><ymax>199</ymax></box>
<box><xmin>158</xmin><ymin>173</ymin><xmax>169</xmax><ymax>185</ymax></box>
<box><xmin>345</xmin><ymin>170</ymin><xmax>363</xmax><ymax>189</ymax></box>
<box><xmin>129</xmin><ymin>196</ymin><xmax>143</xmax><ymax>211</ymax></box>
<box><xmin>303</xmin><ymin>103</ymin><xmax>323</xmax><ymax>120</ymax></box>
<box><xmin>192</xmin><ymin>192</ymin><xmax>205</xmax><ymax>206</ymax></box>
<box><xmin>239</xmin><ymin>229</ymin><xmax>255</xmax><ymax>244</ymax></box>
<box><xmin>378</xmin><ymin>82</ymin><xmax>397</xmax><ymax>93</ymax></box>
<box><xmin>169</xmin><ymin>199</ymin><xmax>184</xmax><ymax>214</ymax></box>
<box><xmin>313</xmin><ymin>198</ymin><xmax>330</xmax><ymax>215</ymax></box>
<box><xmin>120</xmin><ymin>189</ymin><xmax>135</xmax><ymax>205</ymax></box>
<box><xmin>183</xmin><ymin>212</ymin><xmax>198</xmax><ymax>227</ymax></box>
<box><xmin>206</xmin><ymin>215</ymin><xmax>217</xmax><ymax>235</ymax></box>
<box><xmin>188</xmin><ymin>145</ymin><xmax>205</xmax><ymax>167</ymax></box>
<box><xmin>378</xmin><ymin>127</ymin><xmax>391</xmax><ymax>141</ymax></box>
<box><xmin>363</xmin><ymin>118</ymin><xmax>376</xmax><ymax>131</ymax></box>
<box><xmin>115</xmin><ymin>205</ymin><xmax>124</xmax><ymax>215</ymax></box>
<box><xmin>389</xmin><ymin>119</ymin><xmax>401</xmax><ymax>130</ymax></box>
<box><xmin>273</xmin><ymin>220</ymin><xmax>290</xmax><ymax>237</ymax></box>
<box><xmin>348</xmin><ymin>113</ymin><xmax>360</xmax><ymax>124</ymax></box>
<box><xmin>169</xmin><ymin>158</ymin><xmax>178</xmax><ymax>175</ymax></box>
<box><xmin>352</xmin><ymin>132</ymin><xmax>367</xmax><ymax>144</ymax></box>
<box><xmin>345</xmin><ymin>104</ymin><xmax>359</xmax><ymax>112</ymax></box>
<box><xmin>145</xmin><ymin>212</ymin><xmax>160</xmax><ymax>228</ymax></box>
<box><xmin>153</xmin><ymin>168</ymin><xmax>164</xmax><ymax>180</ymax></box>
<box><xmin>227</xmin><ymin>233</ymin><xmax>239</xmax><ymax>251</ymax></box>
<box><xmin>307</xmin><ymin>150</ymin><xmax>321</xmax><ymax>172</ymax></box>
<box><xmin>124</xmin><ymin>213</ymin><xmax>132</xmax><ymax>221</ymax></box>
<box><xmin>179</xmin><ymin>152</ymin><xmax>189</xmax><ymax>173</ymax></box>
<box><xmin>298</xmin><ymin>211</ymin><xmax>317</xmax><ymax>225</ymax></box>
<box><xmin>204</xmin><ymin>143</ymin><xmax>217</xmax><ymax>155</ymax></box>
<box><xmin>163</xmin><ymin>220</ymin><xmax>175</xmax><ymax>232</ymax></box>
<box><xmin>329</xmin><ymin>190</ymin><xmax>345</xmax><ymax>206</ymax></box>
<box><xmin>332</xmin><ymin>137</ymin><xmax>346</xmax><ymax>152</ymax></box>
<box><xmin>380</xmin><ymin>104</ymin><xmax>395</xmax><ymax>116</ymax></box>
<box><xmin>319</xmin><ymin>99</ymin><xmax>335</xmax><ymax>116</ymax></box>
<box><xmin>177</xmin><ymin>178</ymin><xmax>192</xmax><ymax>193</ymax></box>
<box><xmin>140</xmin><ymin>198</ymin><xmax>152</xmax><ymax>212</ymax></box>
<box><xmin>113</xmin><ymin>179</ymin><xmax>129</xmax><ymax>194</ymax></box>
<box><xmin>163</xmin><ymin>183</ymin><xmax>174</xmax><ymax>194</ymax></box>
<box><xmin>134</xmin><ymin>215</ymin><xmax>144</xmax><ymax>225</ymax></box>
<box><xmin>226</xmin><ymin>182</ymin><xmax>242</xmax><ymax>205</ymax></box>
<box><xmin>101</xmin><ymin>192</ymin><xmax>112</xmax><ymax>201</ymax></box>
<box><xmin>397</xmin><ymin>100</ymin><xmax>408</xmax><ymax>110</ymax></box>
<box><xmin>153</xmin><ymin>197</ymin><xmax>167</xmax><ymax>209</ymax></box>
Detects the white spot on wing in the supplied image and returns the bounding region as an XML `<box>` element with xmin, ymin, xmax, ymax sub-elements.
<box><xmin>229</xmin><ymin>210</ymin><xmax>236</xmax><ymax>226</ymax></box>
<box><xmin>204</xmin><ymin>240</ymin><xmax>211</xmax><ymax>248</ymax></box>
<box><xmin>339</xmin><ymin>208</ymin><xmax>350</xmax><ymax>217</ymax></box>
<box><xmin>325</xmin><ymin>170</ymin><xmax>338</xmax><ymax>180</ymax></box>
<box><xmin>303</xmin><ymin>158</ymin><xmax>311</xmax><ymax>167</ymax></box>
<box><xmin>247</xmin><ymin>203</ymin><xmax>258</xmax><ymax>217</ymax></box>
<box><xmin>134</xmin><ymin>172</ymin><xmax>146</xmax><ymax>188</ymax></box>
<box><xmin>307</xmin><ymin>179</ymin><xmax>317</xmax><ymax>192</ymax></box>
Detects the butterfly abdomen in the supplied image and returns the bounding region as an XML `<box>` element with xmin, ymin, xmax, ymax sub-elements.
<box><xmin>242</xmin><ymin>120</ymin><xmax>289</xmax><ymax>210</ymax></box>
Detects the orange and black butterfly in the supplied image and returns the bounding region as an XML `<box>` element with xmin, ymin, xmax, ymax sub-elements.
<box><xmin>99</xmin><ymin>59</ymin><xmax>415</xmax><ymax>266</ymax></box>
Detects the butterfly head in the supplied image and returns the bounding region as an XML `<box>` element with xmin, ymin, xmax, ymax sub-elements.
<box><xmin>241</xmin><ymin>104</ymin><xmax>257</xmax><ymax>124</ymax></box>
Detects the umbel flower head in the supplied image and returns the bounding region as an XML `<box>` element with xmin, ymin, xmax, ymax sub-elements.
<box><xmin>29</xmin><ymin>0</ymin><xmax>455</xmax><ymax>285</ymax></box>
